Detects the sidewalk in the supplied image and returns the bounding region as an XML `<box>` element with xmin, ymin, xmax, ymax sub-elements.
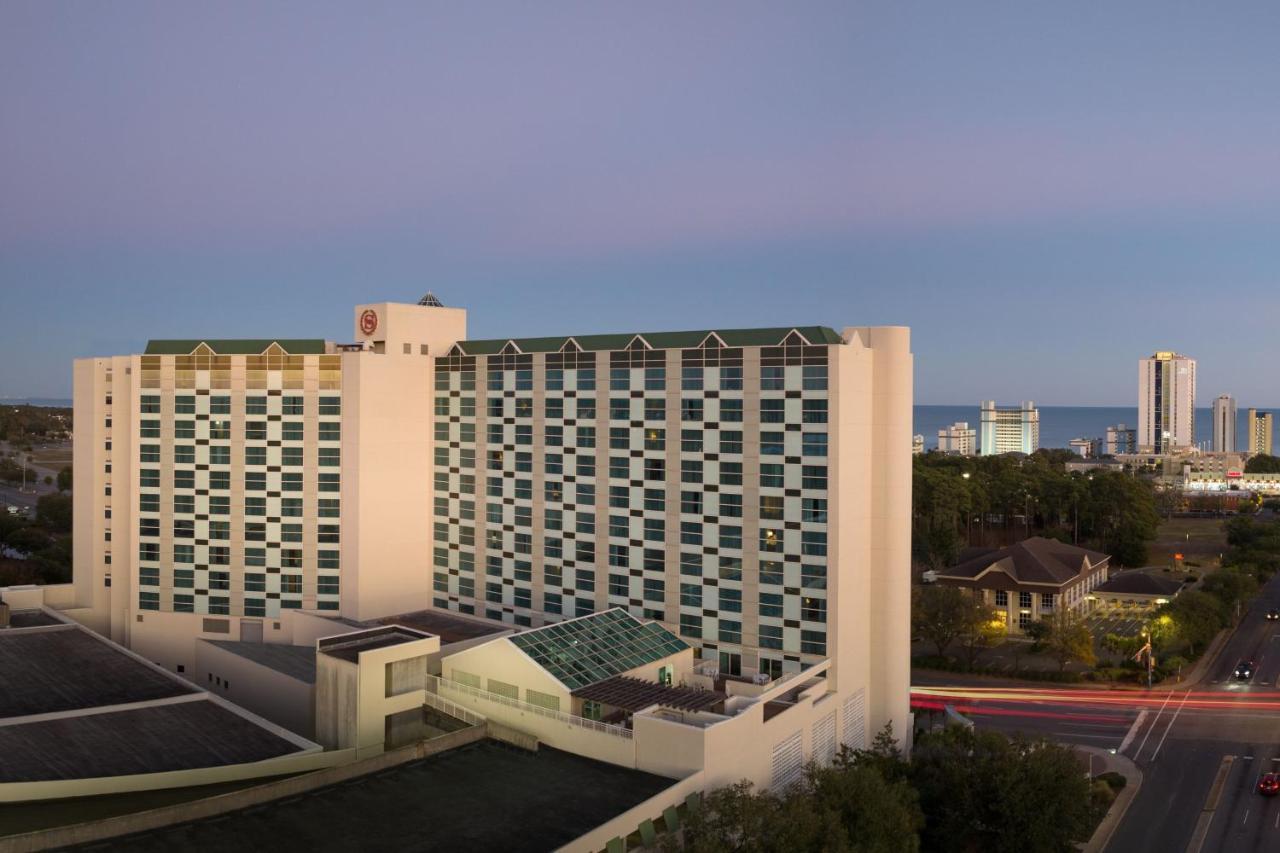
<box><xmin>1078</xmin><ymin>745</ymin><xmax>1142</xmax><ymax>853</ymax></box>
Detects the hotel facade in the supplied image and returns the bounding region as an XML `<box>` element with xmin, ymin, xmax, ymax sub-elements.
<box><xmin>63</xmin><ymin>297</ymin><xmax>914</xmax><ymax>756</ymax></box>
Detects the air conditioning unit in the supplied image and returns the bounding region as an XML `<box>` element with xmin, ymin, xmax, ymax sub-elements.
<box><xmin>752</xmin><ymin>672</ymin><xmax>771</xmax><ymax>685</ymax></box>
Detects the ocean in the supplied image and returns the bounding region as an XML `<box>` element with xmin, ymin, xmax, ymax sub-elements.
<box><xmin>915</xmin><ymin>405</ymin><xmax>1273</xmax><ymax>451</ymax></box>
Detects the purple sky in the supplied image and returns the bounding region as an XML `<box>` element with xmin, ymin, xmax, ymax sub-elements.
<box><xmin>4</xmin><ymin>2</ymin><xmax>1280</xmax><ymax>404</ymax></box>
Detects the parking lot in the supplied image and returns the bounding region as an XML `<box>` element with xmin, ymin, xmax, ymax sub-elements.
<box><xmin>1085</xmin><ymin>606</ymin><xmax>1155</xmax><ymax>640</ymax></box>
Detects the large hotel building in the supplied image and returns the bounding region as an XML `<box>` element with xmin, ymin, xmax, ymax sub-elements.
<box><xmin>59</xmin><ymin>296</ymin><xmax>912</xmax><ymax>787</ymax></box>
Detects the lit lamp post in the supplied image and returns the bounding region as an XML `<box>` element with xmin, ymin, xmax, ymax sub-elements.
<box><xmin>962</xmin><ymin>472</ymin><xmax>972</xmax><ymax>544</ymax></box>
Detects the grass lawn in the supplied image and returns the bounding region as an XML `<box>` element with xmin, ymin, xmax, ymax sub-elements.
<box><xmin>1148</xmin><ymin>517</ymin><xmax>1228</xmax><ymax>570</ymax></box>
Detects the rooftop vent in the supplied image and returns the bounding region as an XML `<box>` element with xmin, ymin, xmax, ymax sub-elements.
<box><xmin>418</xmin><ymin>292</ymin><xmax>444</xmax><ymax>307</ymax></box>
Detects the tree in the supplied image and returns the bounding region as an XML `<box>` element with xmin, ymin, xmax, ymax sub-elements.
<box><xmin>1043</xmin><ymin>609</ymin><xmax>1096</xmax><ymax>671</ymax></box>
<box><xmin>957</xmin><ymin>603</ymin><xmax>1007</xmax><ymax>669</ymax></box>
<box><xmin>1245</xmin><ymin>453</ymin><xmax>1280</xmax><ymax>474</ymax></box>
<box><xmin>56</xmin><ymin>465</ymin><xmax>71</xmax><ymax>493</ymax></box>
<box><xmin>1161</xmin><ymin>591</ymin><xmax>1227</xmax><ymax>656</ymax></box>
<box><xmin>912</xmin><ymin>585</ymin><xmax>974</xmax><ymax>658</ymax></box>
<box><xmin>1200</xmin><ymin>565</ymin><xmax>1258</xmax><ymax>621</ymax></box>
<box><xmin>36</xmin><ymin>492</ymin><xmax>72</xmax><ymax>534</ymax></box>
<box><xmin>910</xmin><ymin>727</ymin><xmax>1095</xmax><ymax>853</ymax></box>
<box><xmin>4</xmin><ymin>526</ymin><xmax>52</xmax><ymax>555</ymax></box>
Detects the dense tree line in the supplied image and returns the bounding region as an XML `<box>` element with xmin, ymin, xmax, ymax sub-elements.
<box><xmin>0</xmin><ymin>493</ymin><xmax>72</xmax><ymax>586</ymax></box>
<box><xmin>666</xmin><ymin>726</ymin><xmax>1107</xmax><ymax>853</ymax></box>
<box><xmin>0</xmin><ymin>405</ymin><xmax>71</xmax><ymax>443</ymax></box>
<box><xmin>913</xmin><ymin>450</ymin><xmax>1160</xmax><ymax>568</ymax></box>
<box><xmin>1244</xmin><ymin>453</ymin><xmax>1280</xmax><ymax>474</ymax></box>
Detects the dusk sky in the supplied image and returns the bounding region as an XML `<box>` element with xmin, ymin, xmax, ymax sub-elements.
<box><xmin>3</xmin><ymin>2</ymin><xmax>1280</xmax><ymax>405</ymax></box>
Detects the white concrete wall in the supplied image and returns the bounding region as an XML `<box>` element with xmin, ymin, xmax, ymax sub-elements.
<box><xmin>441</xmin><ymin>637</ymin><xmax>569</xmax><ymax>708</ymax></box>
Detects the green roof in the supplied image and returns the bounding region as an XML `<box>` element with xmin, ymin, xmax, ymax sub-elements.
<box><xmin>144</xmin><ymin>340</ymin><xmax>328</xmax><ymax>355</ymax></box>
<box><xmin>456</xmin><ymin>326</ymin><xmax>843</xmax><ymax>356</ymax></box>
<box><xmin>509</xmin><ymin>609</ymin><xmax>689</xmax><ymax>690</ymax></box>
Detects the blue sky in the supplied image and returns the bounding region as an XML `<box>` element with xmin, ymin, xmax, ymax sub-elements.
<box><xmin>3</xmin><ymin>2</ymin><xmax>1280</xmax><ymax>404</ymax></box>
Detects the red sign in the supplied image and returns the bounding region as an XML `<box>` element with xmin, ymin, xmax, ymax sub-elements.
<box><xmin>1228</xmin><ymin>471</ymin><xmax>1242</xmax><ymax>478</ymax></box>
<box><xmin>359</xmin><ymin>309</ymin><xmax>378</xmax><ymax>336</ymax></box>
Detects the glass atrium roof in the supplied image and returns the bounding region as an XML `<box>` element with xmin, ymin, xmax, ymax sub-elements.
<box><xmin>509</xmin><ymin>609</ymin><xmax>689</xmax><ymax>690</ymax></box>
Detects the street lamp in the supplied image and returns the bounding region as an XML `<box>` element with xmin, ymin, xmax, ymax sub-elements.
<box><xmin>962</xmin><ymin>472</ymin><xmax>972</xmax><ymax>544</ymax></box>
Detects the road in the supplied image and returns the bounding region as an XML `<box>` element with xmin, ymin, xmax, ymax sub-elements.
<box><xmin>912</xmin><ymin>572</ymin><xmax>1280</xmax><ymax>853</ymax></box>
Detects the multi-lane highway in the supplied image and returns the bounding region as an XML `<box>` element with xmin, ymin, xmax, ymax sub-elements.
<box><xmin>913</xmin><ymin>572</ymin><xmax>1280</xmax><ymax>853</ymax></box>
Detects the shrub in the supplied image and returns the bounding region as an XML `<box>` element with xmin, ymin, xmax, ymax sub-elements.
<box><xmin>1094</xmin><ymin>771</ymin><xmax>1127</xmax><ymax>791</ymax></box>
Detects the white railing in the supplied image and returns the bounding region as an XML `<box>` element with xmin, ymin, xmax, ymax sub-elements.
<box><xmin>427</xmin><ymin>674</ymin><xmax>634</xmax><ymax>740</ymax></box>
<box><xmin>421</xmin><ymin>690</ymin><xmax>488</xmax><ymax>728</ymax></box>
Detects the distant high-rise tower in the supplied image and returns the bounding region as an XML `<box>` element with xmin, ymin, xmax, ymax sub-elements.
<box><xmin>1138</xmin><ymin>352</ymin><xmax>1195</xmax><ymax>453</ymax></box>
<box><xmin>979</xmin><ymin>401</ymin><xmax>1039</xmax><ymax>455</ymax></box>
<box><xmin>1248</xmin><ymin>409</ymin><xmax>1274</xmax><ymax>456</ymax></box>
<box><xmin>1105</xmin><ymin>424</ymin><xmax>1136</xmax><ymax>456</ymax></box>
<box><xmin>1212</xmin><ymin>395</ymin><xmax>1237</xmax><ymax>453</ymax></box>
<box><xmin>937</xmin><ymin>422</ymin><xmax>977</xmax><ymax>456</ymax></box>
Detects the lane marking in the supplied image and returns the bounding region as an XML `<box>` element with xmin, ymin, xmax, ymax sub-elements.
<box><xmin>1118</xmin><ymin>709</ymin><xmax>1148</xmax><ymax>756</ymax></box>
<box><xmin>1149</xmin><ymin>691</ymin><xmax>1191</xmax><ymax>765</ymax></box>
<box><xmin>1243</xmin><ymin>809</ymin><xmax>1250</xmax><ymax>825</ymax></box>
<box><xmin>1134</xmin><ymin>691</ymin><xmax>1174</xmax><ymax>759</ymax></box>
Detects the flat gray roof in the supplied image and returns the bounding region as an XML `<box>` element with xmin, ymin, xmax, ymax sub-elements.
<box><xmin>81</xmin><ymin>741</ymin><xmax>676</xmax><ymax>852</ymax></box>
<box><xmin>0</xmin><ymin>699</ymin><xmax>306</xmax><ymax>783</ymax></box>
<box><xmin>319</xmin><ymin>629</ymin><xmax>428</xmax><ymax>663</ymax></box>
<box><xmin>204</xmin><ymin>640</ymin><xmax>316</xmax><ymax>684</ymax></box>
<box><xmin>0</xmin><ymin>627</ymin><xmax>196</xmax><ymax>718</ymax></box>
<box><xmin>370</xmin><ymin>609</ymin><xmax>508</xmax><ymax>644</ymax></box>
<box><xmin>5</xmin><ymin>610</ymin><xmax>62</xmax><ymax>628</ymax></box>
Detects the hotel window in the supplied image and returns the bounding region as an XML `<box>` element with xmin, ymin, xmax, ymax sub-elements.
<box><xmin>719</xmin><ymin>588</ymin><xmax>742</xmax><ymax>613</ymax></box>
<box><xmin>800</xmin><ymin>630</ymin><xmax>826</xmax><ymax>655</ymax></box>
<box><xmin>761</xmin><ymin>464</ymin><xmax>785</xmax><ymax>489</ymax></box>
<box><xmin>719</xmin><ymin>558</ymin><xmax>742</xmax><ymax>581</ymax></box>
<box><xmin>139</xmin><ymin>542</ymin><xmax>159</xmax><ymax>562</ymax></box>
<box><xmin>140</xmin><ymin>444</ymin><xmax>160</xmax><ymax>463</ymax></box>
<box><xmin>319</xmin><ymin>422</ymin><xmax>341</xmax><ymax>442</ymax></box>
<box><xmin>174</xmin><ymin>470</ymin><xmax>195</xmax><ymax>490</ymax></box>
<box><xmin>576</xmin><ymin>426</ymin><xmax>596</xmax><ymax>447</ymax></box>
<box><xmin>679</xmin><ymin>613</ymin><xmax>702</xmax><ymax>638</ymax></box>
<box><xmin>801</xmin><ymin>596</ymin><xmax>827</xmax><ymax>623</ymax></box>
<box><xmin>801</xmin><ymin>531</ymin><xmax>827</xmax><ymax>557</ymax></box>
<box><xmin>175</xmin><ymin>421</ymin><xmax>195</xmax><ymax>439</ymax></box>
<box><xmin>681</xmin><ymin>491</ymin><xmax>703</xmax><ymax>515</ymax></box>
<box><xmin>139</xmin><ymin>592</ymin><xmax>160</xmax><ymax>611</ymax></box>
<box><xmin>681</xmin><ymin>399</ymin><xmax>703</xmax><ymax>422</ymax></box>
<box><xmin>319</xmin><ymin>473</ymin><xmax>340</xmax><ymax>492</ymax></box>
<box><xmin>719</xmin><ymin>493</ymin><xmax>742</xmax><ymax>518</ymax></box>
<box><xmin>610</xmin><ymin>368</ymin><xmax>630</xmax><ymax>391</ymax></box>
<box><xmin>139</xmin><ymin>567</ymin><xmax>160</xmax><ymax>587</ymax></box>
<box><xmin>319</xmin><ymin>447</ymin><xmax>341</xmax><ymax>467</ymax></box>
<box><xmin>720</xmin><ymin>462</ymin><xmax>743</xmax><ymax>486</ymax></box>
<box><xmin>719</xmin><ymin>431</ymin><xmax>743</xmax><ymax>454</ymax></box>
<box><xmin>173</xmin><ymin>494</ymin><xmax>195</xmax><ymax>514</ymax></box>
<box><xmin>174</xmin><ymin>446</ymin><xmax>196</xmax><ymax>465</ymax></box>
<box><xmin>1041</xmin><ymin>593</ymin><xmax>1055</xmax><ymax>610</ymax></box>
<box><xmin>802</xmin><ymin>399</ymin><xmax>828</xmax><ymax>424</ymax></box>
<box><xmin>319</xmin><ymin>396</ymin><xmax>341</xmax><ymax>416</ymax></box>
<box><xmin>609</xmin><ymin>398</ymin><xmax>630</xmax><ymax>420</ymax></box>
<box><xmin>545</xmin><ymin>368</ymin><xmax>563</xmax><ymax>390</ymax></box>
<box><xmin>719</xmin><ymin>366</ymin><xmax>743</xmax><ymax>390</ymax></box>
<box><xmin>140</xmin><ymin>420</ymin><xmax>161</xmax><ymax>438</ymax></box>
<box><xmin>802</xmin><ymin>365</ymin><xmax>828</xmax><ymax>390</ymax></box>
<box><xmin>174</xmin><ymin>545</ymin><xmax>194</xmax><ymax>565</ymax></box>
<box><xmin>1018</xmin><ymin>611</ymin><xmax>1032</xmax><ymax>630</ymax></box>
<box><xmin>802</xmin><ymin>433</ymin><xmax>828</xmax><ymax>457</ymax></box>
<box><xmin>681</xmin><ymin>366</ymin><xmax>703</xmax><ymax>391</ymax></box>
<box><xmin>210</xmin><ymin>418</ymin><xmax>231</xmax><ymax>439</ymax></box>
<box><xmin>760</xmin><ymin>592</ymin><xmax>784</xmax><ymax>618</ymax></box>
<box><xmin>761</xmin><ymin>432</ymin><xmax>785</xmax><ymax>455</ymax></box>
<box><xmin>644</xmin><ymin>458</ymin><xmax>665</xmax><ymax>481</ymax></box>
<box><xmin>719</xmin><ymin>526</ymin><xmax>743</xmax><ymax>550</ymax></box>
<box><xmin>209</xmin><ymin>570</ymin><xmax>231</xmax><ymax>591</ymax></box>
<box><xmin>680</xmin><ymin>583</ymin><xmax>702</xmax><ymax>607</ymax></box>
<box><xmin>801</xmin><ymin>466</ymin><xmax>827</xmax><ymax>491</ymax></box>
<box><xmin>759</xmin><ymin>625</ymin><xmax>784</xmax><ymax>650</ymax></box>
<box><xmin>140</xmin><ymin>395</ymin><xmax>161</xmax><ymax>414</ymax></box>
<box><xmin>681</xmin><ymin>461</ymin><xmax>702</xmax><ymax>483</ymax></box>
<box><xmin>208</xmin><ymin>597</ymin><xmax>231</xmax><ymax>616</ymax></box>
<box><xmin>210</xmin><ymin>470</ymin><xmax>230</xmax><ymax>490</ymax></box>
<box><xmin>719</xmin><ymin>620</ymin><xmax>742</xmax><ymax>645</ymax></box>
<box><xmin>761</xmin><ymin>399</ymin><xmax>785</xmax><ymax>423</ymax></box>
<box><xmin>801</xmin><ymin>564</ymin><xmax>827</xmax><ymax>590</ymax></box>
<box><xmin>1019</xmin><ymin>591</ymin><xmax>1033</xmax><ymax>608</ymax></box>
<box><xmin>246</xmin><ymin>397</ymin><xmax>268</xmax><ymax>415</ymax></box>
<box><xmin>282</xmin><ymin>396</ymin><xmax>304</xmax><ymax>415</ymax></box>
<box><xmin>209</xmin><ymin>446</ymin><xmax>231</xmax><ymax>465</ymax></box>
<box><xmin>680</xmin><ymin>522</ymin><xmax>702</xmax><ymax>546</ymax></box>
<box><xmin>175</xmin><ymin>396</ymin><xmax>195</xmax><ymax>414</ymax></box>
<box><xmin>643</xmin><ymin>428</ymin><xmax>665</xmax><ymax>451</ymax></box>
<box><xmin>760</xmin><ymin>528</ymin><xmax>783</xmax><ymax>553</ymax></box>
<box><xmin>645</xmin><ymin>367</ymin><xmax>665</xmax><ymax>391</ymax></box>
<box><xmin>995</xmin><ymin>590</ymin><xmax>1008</xmax><ymax>606</ymax></box>
<box><xmin>644</xmin><ymin>398</ymin><xmax>665</xmax><ymax>421</ymax></box>
<box><xmin>245</xmin><ymin>422</ymin><xmax>267</xmax><ymax>440</ymax></box>
<box><xmin>802</xmin><ymin>498</ymin><xmax>828</xmax><ymax>523</ymax></box>
<box><xmin>761</xmin><ymin>365</ymin><xmax>785</xmax><ymax>390</ymax></box>
<box><xmin>140</xmin><ymin>493</ymin><xmax>160</xmax><ymax>513</ymax></box>
<box><xmin>282</xmin><ymin>422</ymin><xmax>303</xmax><ymax>441</ymax></box>
<box><xmin>576</xmin><ymin>398</ymin><xmax>596</xmax><ymax>419</ymax></box>
<box><xmin>720</xmin><ymin>399</ymin><xmax>743</xmax><ymax>422</ymax></box>
<box><xmin>175</xmin><ymin>568</ymin><xmax>195</xmax><ymax>588</ymax></box>
<box><xmin>139</xmin><ymin>518</ymin><xmax>160</xmax><ymax>537</ymax></box>
<box><xmin>318</xmin><ymin>576</ymin><xmax>340</xmax><ymax>596</ymax></box>
<box><xmin>680</xmin><ymin>430</ymin><xmax>703</xmax><ymax>453</ymax></box>
<box><xmin>643</xmin><ymin>578</ymin><xmax>665</xmax><ymax>602</ymax></box>
<box><xmin>140</xmin><ymin>469</ymin><xmax>160</xmax><ymax>488</ymax></box>
<box><xmin>243</xmin><ymin>599</ymin><xmax>265</xmax><ymax>617</ymax></box>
